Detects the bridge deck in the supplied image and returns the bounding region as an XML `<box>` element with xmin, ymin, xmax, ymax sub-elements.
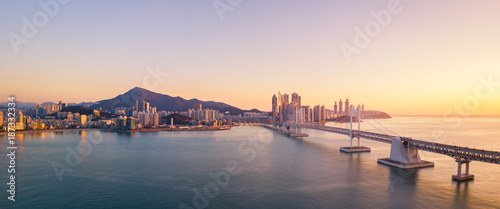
<box><xmin>266</xmin><ymin>123</ymin><xmax>500</xmax><ymax>164</ymax></box>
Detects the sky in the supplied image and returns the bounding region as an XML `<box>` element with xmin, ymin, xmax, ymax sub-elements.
<box><xmin>1</xmin><ymin>0</ymin><xmax>499</xmax><ymax>115</ymax></box>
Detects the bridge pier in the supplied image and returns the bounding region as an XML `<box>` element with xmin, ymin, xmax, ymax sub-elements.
<box><xmin>378</xmin><ymin>137</ymin><xmax>434</xmax><ymax>169</ymax></box>
<box><xmin>452</xmin><ymin>159</ymin><xmax>474</xmax><ymax>181</ymax></box>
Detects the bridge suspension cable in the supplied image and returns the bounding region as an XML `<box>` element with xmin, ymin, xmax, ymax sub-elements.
<box><xmin>371</xmin><ymin>119</ymin><xmax>400</xmax><ymax>137</ymax></box>
<box><xmin>364</xmin><ymin>119</ymin><xmax>390</xmax><ymax>135</ymax></box>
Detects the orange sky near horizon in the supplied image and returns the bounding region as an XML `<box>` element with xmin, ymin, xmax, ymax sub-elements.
<box><xmin>1</xmin><ymin>1</ymin><xmax>500</xmax><ymax>116</ymax></box>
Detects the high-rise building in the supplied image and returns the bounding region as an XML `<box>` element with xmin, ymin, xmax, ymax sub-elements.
<box><xmin>0</xmin><ymin>112</ymin><xmax>3</xmax><ymax>129</ymax></box>
<box><xmin>291</xmin><ymin>93</ymin><xmax>301</xmax><ymax>108</ymax></box>
<box><xmin>58</xmin><ymin>101</ymin><xmax>62</xmax><ymax>111</ymax></box>
<box><xmin>15</xmin><ymin>111</ymin><xmax>25</xmax><ymax>130</ymax></box>
<box><xmin>126</xmin><ymin>117</ymin><xmax>136</xmax><ymax>130</ymax></box>
<box><xmin>321</xmin><ymin>105</ymin><xmax>326</xmax><ymax>121</ymax></box>
<box><xmin>152</xmin><ymin>113</ymin><xmax>159</xmax><ymax>127</ymax></box>
<box><xmin>286</xmin><ymin>102</ymin><xmax>296</xmax><ymax>122</ymax></box>
<box><xmin>278</xmin><ymin>91</ymin><xmax>283</xmax><ymax>122</ymax></box>
<box><xmin>272</xmin><ymin>95</ymin><xmax>278</xmax><ymax>121</ymax></box>
<box><xmin>339</xmin><ymin>99</ymin><xmax>343</xmax><ymax>116</ymax></box>
<box><xmin>79</xmin><ymin>115</ymin><xmax>87</xmax><ymax>127</ymax></box>
<box><xmin>135</xmin><ymin>100</ymin><xmax>139</xmax><ymax>112</ymax></box>
<box><xmin>282</xmin><ymin>94</ymin><xmax>289</xmax><ymax>121</ymax></box>
<box><xmin>334</xmin><ymin>101</ymin><xmax>338</xmax><ymax>115</ymax></box>
<box><xmin>313</xmin><ymin>105</ymin><xmax>320</xmax><ymax>122</ymax></box>
<box><xmin>345</xmin><ymin>99</ymin><xmax>350</xmax><ymax>116</ymax></box>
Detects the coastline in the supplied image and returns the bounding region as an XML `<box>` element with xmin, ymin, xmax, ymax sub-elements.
<box><xmin>0</xmin><ymin>128</ymin><xmax>99</xmax><ymax>135</ymax></box>
<box><xmin>108</xmin><ymin>126</ymin><xmax>232</xmax><ymax>133</ymax></box>
<box><xmin>0</xmin><ymin>126</ymin><xmax>233</xmax><ymax>135</ymax></box>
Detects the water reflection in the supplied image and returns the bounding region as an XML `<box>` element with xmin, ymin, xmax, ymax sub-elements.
<box><xmin>452</xmin><ymin>180</ymin><xmax>471</xmax><ymax>208</ymax></box>
<box><xmin>116</xmin><ymin>132</ymin><xmax>136</xmax><ymax>138</ymax></box>
<box><xmin>387</xmin><ymin>167</ymin><xmax>419</xmax><ymax>207</ymax></box>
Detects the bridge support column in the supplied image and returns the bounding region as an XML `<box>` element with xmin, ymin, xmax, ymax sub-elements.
<box><xmin>452</xmin><ymin>159</ymin><xmax>474</xmax><ymax>181</ymax></box>
<box><xmin>340</xmin><ymin>105</ymin><xmax>370</xmax><ymax>153</ymax></box>
<box><xmin>377</xmin><ymin>137</ymin><xmax>434</xmax><ymax>169</ymax></box>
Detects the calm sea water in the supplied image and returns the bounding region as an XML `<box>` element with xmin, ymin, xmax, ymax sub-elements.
<box><xmin>1</xmin><ymin>117</ymin><xmax>500</xmax><ymax>208</ymax></box>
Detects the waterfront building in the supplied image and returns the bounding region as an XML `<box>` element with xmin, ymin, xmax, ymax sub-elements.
<box><xmin>291</xmin><ymin>93</ymin><xmax>301</xmax><ymax>108</ymax></box>
<box><xmin>272</xmin><ymin>94</ymin><xmax>278</xmax><ymax>121</ymax></box>
<box><xmin>334</xmin><ymin>101</ymin><xmax>338</xmax><ymax>115</ymax></box>
<box><xmin>345</xmin><ymin>99</ymin><xmax>350</xmax><ymax>116</ymax></box>
<box><xmin>126</xmin><ymin>117</ymin><xmax>136</xmax><ymax>130</ymax></box>
<box><xmin>339</xmin><ymin>99</ymin><xmax>343</xmax><ymax>116</ymax></box>
<box><xmin>321</xmin><ymin>105</ymin><xmax>326</xmax><ymax>121</ymax></box>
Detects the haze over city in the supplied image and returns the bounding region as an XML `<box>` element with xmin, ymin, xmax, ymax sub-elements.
<box><xmin>1</xmin><ymin>0</ymin><xmax>500</xmax><ymax>115</ymax></box>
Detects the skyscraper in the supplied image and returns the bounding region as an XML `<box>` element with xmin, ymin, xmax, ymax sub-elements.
<box><xmin>291</xmin><ymin>93</ymin><xmax>301</xmax><ymax>108</ymax></box>
<box><xmin>282</xmin><ymin>94</ymin><xmax>289</xmax><ymax>121</ymax></box>
<box><xmin>272</xmin><ymin>95</ymin><xmax>278</xmax><ymax>121</ymax></box>
<box><xmin>278</xmin><ymin>91</ymin><xmax>283</xmax><ymax>122</ymax></box>
<box><xmin>345</xmin><ymin>99</ymin><xmax>350</xmax><ymax>116</ymax></box>
<box><xmin>141</xmin><ymin>100</ymin><xmax>145</xmax><ymax>112</ymax></box>
<box><xmin>0</xmin><ymin>112</ymin><xmax>3</xmax><ymax>129</ymax></box>
<box><xmin>321</xmin><ymin>105</ymin><xmax>326</xmax><ymax>121</ymax></box>
<box><xmin>287</xmin><ymin>102</ymin><xmax>296</xmax><ymax>122</ymax></box>
<box><xmin>313</xmin><ymin>105</ymin><xmax>320</xmax><ymax>122</ymax></box>
<box><xmin>339</xmin><ymin>99</ymin><xmax>343</xmax><ymax>116</ymax></box>
<box><xmin>334</xmin><ymin>101</ymin><xmax>338</xmax><ymax>115</ymax></box>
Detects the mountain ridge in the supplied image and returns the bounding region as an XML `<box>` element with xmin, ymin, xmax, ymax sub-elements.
<box><xmin>88</xmin><ymin>87</ymin><xmax>261</xmax><ymax>115</ymax></box>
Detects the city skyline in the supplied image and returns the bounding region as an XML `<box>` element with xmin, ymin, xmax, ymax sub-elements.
<box><xmin>2</xmin><ymin>84</ymin><xmax>500</xmax><ymax>117</ymax></box>
<box><xmin>1</xmin><ymin>1</ymin><xmax>500</xmax><ymax>115</ymax></box>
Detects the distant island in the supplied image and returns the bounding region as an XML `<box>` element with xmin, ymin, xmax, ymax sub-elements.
<box><xmin>325</xmin><ymin>110</ymin><xmax>392</xmax><ymax>123</ymax></box>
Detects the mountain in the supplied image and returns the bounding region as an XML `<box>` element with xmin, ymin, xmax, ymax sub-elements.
<box><xmin>89</xmin><ymin>87</ymin><xmax>261</xmax><ymax>115</ymax></box>
<box><xmin>0</xmin><ymin>101</ymin><xmax>38</xmax><ymax>109</ymax></box>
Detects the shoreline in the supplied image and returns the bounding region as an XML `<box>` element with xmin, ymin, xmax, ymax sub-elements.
<box><xmin>0</xmin><ymin>128</ymin><xmax>99</xmax><ymax>135</ymax></box>
<box><xmin>0</xmin><ymin>126</ymin><xmax>233</xmax><ymax>135</ymax></box>
<box><xmin>108</xmin><ymin>126</ymin><xmax>232</xmax><ymax>133</ymax></box>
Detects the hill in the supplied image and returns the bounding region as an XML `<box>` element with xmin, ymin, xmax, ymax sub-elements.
<box><xmin>89</xmin><ymin>87</ymin><xmax>261</xmax><ymax>115</ymax></box>
<box><xmin>161</xmin><ymin>113</ymin><xmax>195</xmax><ymax>125</ymax></box>
<box><xmin>48</xmin><ymin>106</ymin><xmax>115</xmax><ymax>118</ymax></box>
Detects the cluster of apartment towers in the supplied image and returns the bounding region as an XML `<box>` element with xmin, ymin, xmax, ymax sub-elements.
<box><xmin>271</xmin><ymin>92</ymin><xmax>364</xmax><ymax>123</ymax></box>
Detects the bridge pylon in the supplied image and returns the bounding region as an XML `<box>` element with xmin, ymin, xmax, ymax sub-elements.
<box><xmin>340</xmin><ymin>105</ymin><xmax>371</xmax><ymax>153</ymax></box>
<box><xmin>377</xmin><ymin>137</ymin><xmax>434</xmax><ymax>169</ymax></box>
<box><xmin>452</xmin><ymin>159</ymin><xmax>474</xmax><ymax>181</ymax></box>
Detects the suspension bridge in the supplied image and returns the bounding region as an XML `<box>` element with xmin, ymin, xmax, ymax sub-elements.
<box><xmin>261</xmin><ymin>105</ymin><xmax>500</xmax><ymax>181</ymax></box>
